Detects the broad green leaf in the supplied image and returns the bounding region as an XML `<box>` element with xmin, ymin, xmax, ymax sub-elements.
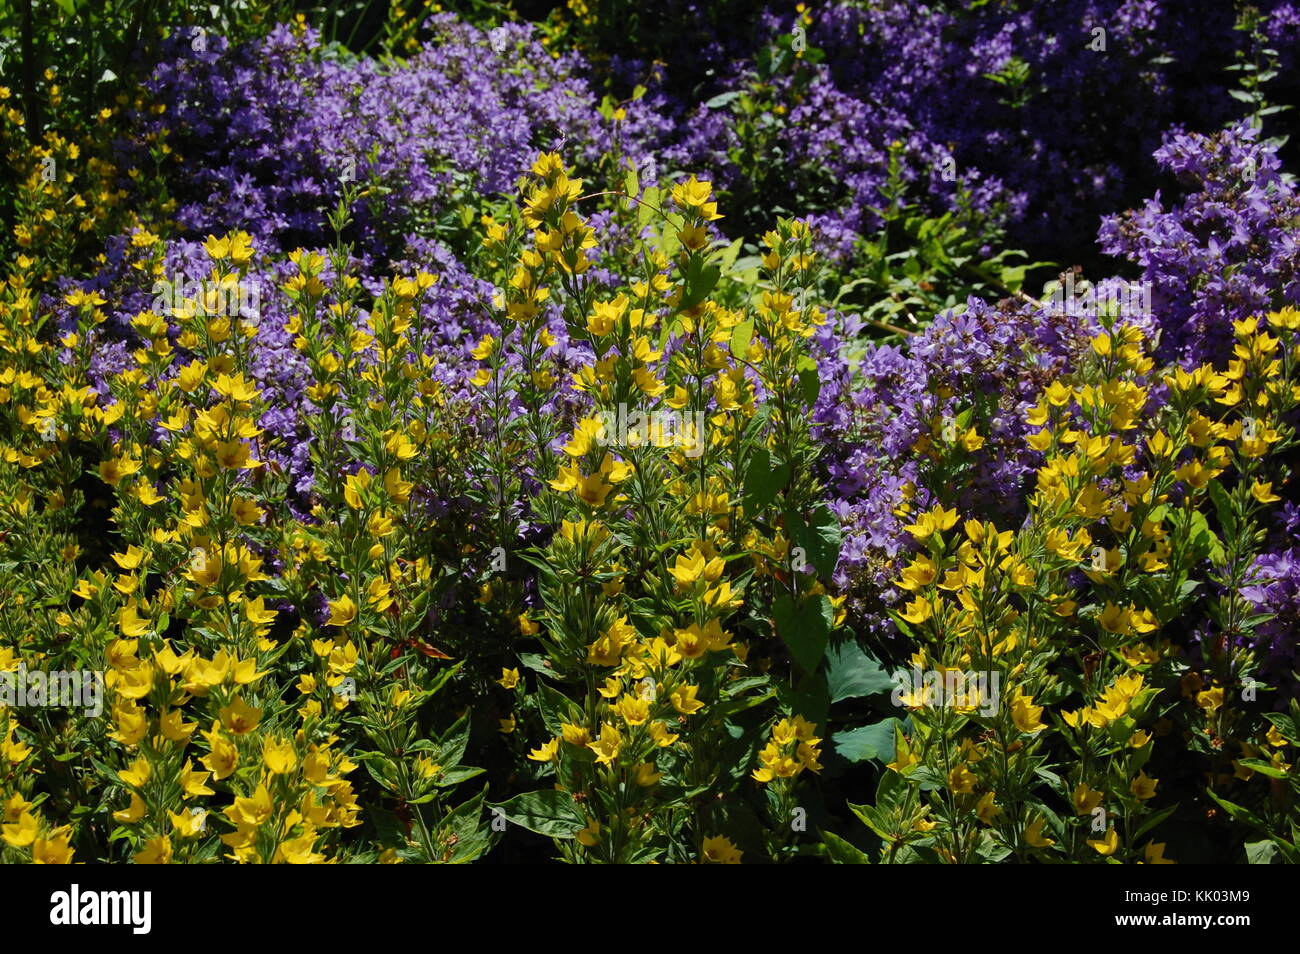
<box><xmin>832</xmin><ymin>718</ymin><xmax>899</xmax><ymax>764</ymax></box>
<box><xmin>493</xmin><ymin>789</ymin><xmax>585</xmax><ymax>839</ymax></box>
<box><xmin>824</xmin><ymin>640</ymin><xmax>894</xmax><ymax>702</ymax></box>
<box><xmin>773</xmin><ymin>592</ymin><xmax>832</xmax><ymax>674</ymax></box>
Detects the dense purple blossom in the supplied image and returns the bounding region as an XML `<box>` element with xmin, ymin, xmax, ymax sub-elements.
<box><xmin>1100</xmin><ymin>121</ymin><xmax>1300</xmax><ymax>365</ymax></box>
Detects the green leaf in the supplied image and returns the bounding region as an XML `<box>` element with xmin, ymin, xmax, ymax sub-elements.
<box><xmin>786</xmin><ymin>503</ymin><xmax>842</xmax><ymax>581</ymax></box>
<box><xmin>535</xmin><ymin>680</ymin><xmax>575</xmax><ymax>736</ymax></box>
<box><xmin>821</xmin><ymin>830</ymin><xmax>872</xmax><ymax>864</ymax></box>
<box><xmin>679</xmin><ymin>258</ymin><xmax>721</xmax><ymax>310</ymax></box>
<box><xmin>438</xmin><ymin>787</ymin><xmax>499</xmax><ymax>863</ymax></box>
<box><xmin>716</xmin><ymin>237</ymin><xmax>744</xmax><ymax>275</ymax></box>
<box><xmin>832</xmin><ymin>718</ymin><xmax>899</xmax><ymax>763</ymax></box>
<box><xmin>824</xmin><ymin>640</ymin><xmax>894</xmax><ymax>702</ymax></box>
<box><xmin>1246</xmin><ymin>840</ymin><xmax>1279</xmax><ymax>864</ymax></box>
<box><xmin>798</xmin><ymin>365</ymin><xmax>821</xmax><ymax>406</ymax></box>
<box><xmin>730</xmin><ymin>317</ymin><xmax>753</xmax><ymax>359</ymax></box>
<box><xmin>493</xmin><ymin>789</ymin><xmax>585</xmax><ymax>839</ymax></box>
<box><xmin>742</xmin><ymin>447</ymin><xmax>789</xmax><ymax>514</ymax></box>
<box><xmin>847</xmin><ymin>799</ymin><xmax>892</xmax><ymax>841</ymax></box>
<box><xmin>772</xmin><ymin>592</ymin><xmax>832</xmax><ymax>674</ymax></box>
<box><xmin>704</xmin><ymin>90</ymin><xmax>742</xmax><ymax>110</ymax></box>
<box><xmin>1205</xmin><ymin>788</ymin><xmax>1266</xmax><ymax>828</ymax></box>
<box><xmin>1238</xmin><ymin>758</ymin><xmax>1290</xmax><ymax>779</ymax></box>
<box><xmin>1131</xmin><ymin>802</ymin><xmax>1179</xmax><ymax>842</ymax></box>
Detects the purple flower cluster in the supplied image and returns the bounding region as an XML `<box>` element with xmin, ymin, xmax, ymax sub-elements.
<box><xmin>595</xmin><ymin>0</ymin><xmax>1300</xmax><ymax>266</ymax></box>
<box><xmin>132</xmin><ymin>17</ymin><xmax>614</xmax><ymax>257</ymax></box>
<box><xmin>1241</xmin><ymin>549</ymin><xmax>1300</xmax><ymax>687</ymax></box>
<box><xmin>812</xmin><ymin>297</ymin><xmax>1096</xmax><ymax>635</ymax></box>
<box><xmin>801</xmin><ymin>0</ymin><xmax>1256</xmax><ymax>257</ymax></box>
<box><xmin>1100</xmin><ymin>121</ymin><xmax>1300</xmax><ymax>366</ymax></box>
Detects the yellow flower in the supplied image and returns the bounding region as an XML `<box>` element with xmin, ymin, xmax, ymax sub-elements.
<box><xmin>202</xmin><ymin>725</ymin><xmax>239</xmax><ymax>780</ymax></box>
<box><xmin>528</xmin><ymin>738</ymin><xmax>560</xmax><ymax>762</ymax></box>
<box><xmin>263</xmin><ymin>737</ymin><xmax>298</xmax><ymax>774</ymax></box>
<box><xmin>1024</xmin><ymin>816</ymin><xmax>1055</xmax><ymax>848</ymax></box>
<box><xmin>975</xmin><ymin>791</ymin><xmax>1000</xmax><ymax>824</ymax></box>
<box><xmin>648</xmin><ymin>721</ymin><xmax>679</xmax><ymax>748</ymax></box>
<box><xmin>1087</xmin><ymin>828</ymin><xmax>1120</xmax><ymax>856</ymax></box>
<box><xmin>669</xmin><ymin>683</ymin><xmax>704</xmax><ymax>716</ymax></box>
<box><xmin>168</xmin><ymin>807</ymin><xmax>208</xmax><ymax>838</ymax></box>
<box><xmin>278</xmin><ymin>830</ymin><xmax>326</xmax><ymax>864</ymax></box>
<box><xmin>632</xmin><ymin>762</ymin><xmax>664</xmax><ymax>787</ymax></box>
<box><xmin>616</xmin><ymin>694</ymin><xmax>650</xmax><ymax>726</ymax></box>
<box><xmin>904</xmin><ymin>504</ymin><xmax>959</xmax><ymax>540</ymax></box>
<box><xmin>2</xmin><ymin>812</ymin><xmax>38</xmax><ymax>848</ymax></box>
<box><xmin>576</xmin><ymin>818</ymin><xmax>601</xmax><ymax>847</ymax></box>
<box><xmin>134</xmin><ymin>834</ymin><xmax>173</xmax><ymax>865</ymax></box>
<box><xmin>226</xmin><ymin>784</ymin><xmax>273</xmax><ymax>828</ymax></box>
<box><xmin>1130</xmin><ymin>771</ymin><xmax>1158</xmax><ymax>801</ymax></box>
<box><xmin>32</xmin><ymin>826</ymin><xmax>76</xmax><ymax>864</ymax></box>
<box><xmin>1072</xmin><ymin>781</ymin><xmax>1103</xmax><ymax>814</ymax></box>
<box><xmin>159</xmin><ymin>708</ymin><xmax>198</xmax><ymax>744</ymax></box>
<box><xmin>219</xmin><ymin>696</ymin><xmax>262</xmax><ymax>735</ymax></box>
<box><xmin>1010</xmin><ymin>692</ymin><xmax>1046</xmax><ymax>734</ymax></box>
<box><xmin>326</xmin><ymin>594</ymin><xmax>357</xmax><ymax>627</ymax></box>
<box><xmin>701</xmin><ymin>834</ymin><xmax>742</xmax><ymax>864</ymax></box>
<box><xmin>118</xmin><ymin>755</ymin><xmax>151</xmax><ymax>788</ymax></box>
<box><xmin>1142</xmin><ymin>841</ymin><xmax>1175</xmax><ymax>864</ymax></box>
<box><xmin>113</xmin><ymin>793</ymin><xmax>146</xmax><ymax>824</ymax></box>
<box><xmin>1250</xmin><ymin>481</ymin><xmax>1280</xmax><ymax>503</ymax></box>
<box><xmin>497</xmin><ymin>667</ymin><xmax>521</xmax><ymax>690</ymax></box>
<box><xmin>947</xmin><ymin>765</ymin><xmax>976</xmax><ymax>794</ymax></box>
<box><xmin>588</xmin><ymin>723</ymin><xmax>623</xmax><ymax>765</ymax></box>
<box><xmin>181</xmin><ymin>760</ymin><xmax>215</xmax><ymax>797</ymax></box>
